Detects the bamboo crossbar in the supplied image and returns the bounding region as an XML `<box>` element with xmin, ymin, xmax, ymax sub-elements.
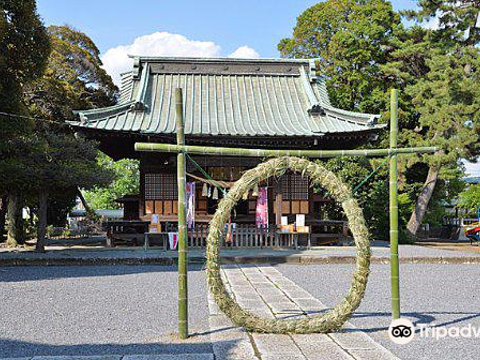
<box><xmin>135</xmin><ymin>143</ymin><xmax>438</xmax><ymax>158</ymax></box>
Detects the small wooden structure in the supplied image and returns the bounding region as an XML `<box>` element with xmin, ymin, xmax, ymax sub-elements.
<box><xmin>71</xmin><ymin>57</ymin><xmax>385</xmax><ymax>247</ymax></box>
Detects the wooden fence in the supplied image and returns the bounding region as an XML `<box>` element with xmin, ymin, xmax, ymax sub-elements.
<box><xmin>163</xmin><ymin>223</ymin><xmax>303</xmax><ymax>248</ymax></box>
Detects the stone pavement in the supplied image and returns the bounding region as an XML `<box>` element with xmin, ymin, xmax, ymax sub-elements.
<box><xmin>207</xmin><ymin>264</ymin><xmax>400</xmax><ymax>360</ymax></box>
<box><xmin>0</xmin><ymin>356</ymin><xmax>213</xmax><ymax>360</ymax></box>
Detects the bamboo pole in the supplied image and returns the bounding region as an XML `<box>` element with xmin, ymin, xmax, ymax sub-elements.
<box><xmin>390</xmin><ymin>89</ymin><xmax>400</xmax><ymax>319</ymax></box>
<box><xmin>175</xmin><ymin>88</ymin><xmax>188</xmax><ymax>339</ymax></box>
<box><xmin>135</xmin><ymin>143</ymin><xmax>437</xmax><ymax>158</ymax></box>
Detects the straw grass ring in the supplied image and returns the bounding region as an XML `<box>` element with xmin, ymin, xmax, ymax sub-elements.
<box><xmin>206</xmin><ymin>156</ymin><xmax>371</xmax><ymax>333</ymax></box>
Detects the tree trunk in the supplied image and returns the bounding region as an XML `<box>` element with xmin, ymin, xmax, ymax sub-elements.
<box><xmin>0</xmin><ymin>196</ymin><xmax>7</xmax><ymax>243</ymax></box>
<box><xmin>6</xmin><ymin>194</ymin><xmax>24</xmax><ymax>247</ymax></box>
<box><xmin>77</xmin><ymin>187</ymin><xmax>93</xmax><ymax>214</ymax></box>
<box><xmin>36</xmin><ymin>191</ymin><xmax>48</xmax><ymax>253</ymax></box>
<box><xmin>406</xmin><ymin>164</ymin><xmax>441</xmax><ymax>238</ymax></box>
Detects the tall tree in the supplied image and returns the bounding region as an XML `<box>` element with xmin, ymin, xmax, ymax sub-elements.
<box><xmin>278</xmin><ymin>0</ymin><xmax>401</xmax><ymax>112</ymax></box>
<box><xmin>0</xmin><ymin>0</ymin><xmax>50</xmax><ymax>247</ymax></box>
<box><xmin>406</xmin><ymin>46</ymin><xmax>480</xmax><ymax>236</ymax></box>
<box><xmin>20</xmin><ymin>131</ymin><xmax>113</xmax><ymax>252</ymax></box>
<box><xmin>0</xmin><ymin>196</ymin><xmax>6</xmax><ymax>242</ymax></box>
<box><xmin>23</xmin><ymin>25</ymin><xmax>117</xmax><ymax>251</ymax></box>
<box><xmin>278</xmin><ymin>0</ymin><xmax>403</xmax><ymax>238</ymax></box>
<box><xmin>280</xmin><ymin>1</ymin><xmax>480</xmax><ymax>239</ymax></box>
<box><xmin>399</xmin><ymin>2</ymin><xmax>480</xmax><ymax>236</ymax></box>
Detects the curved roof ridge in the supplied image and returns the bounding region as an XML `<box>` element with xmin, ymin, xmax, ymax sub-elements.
<box><xmin>323</xmin><ymin>105</ymin><xmax>380</xmax><ymax>124</ymax></box>
<box><xmin>128</xmin><ymin>55</ymin><xmax>312</xmax><ymax>64</ymax></box>
<box><xmin>73</xmin><ymin>101</ymin><xmax>135</xmax><ymax>117</ymax></box>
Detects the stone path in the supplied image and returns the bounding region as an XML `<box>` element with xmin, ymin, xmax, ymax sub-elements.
<box><xmin>208</xmin><ymin>264</ymin><xmax>401</xmax><ymax>360</ymax></box>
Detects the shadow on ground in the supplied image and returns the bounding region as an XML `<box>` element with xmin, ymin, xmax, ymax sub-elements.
<box><xmin>347</xmin><ymin>311</ymin><xmax>480</xmax><ymax>333</ymax></box>
<box><xmin>0</xmin><ymin>334</ymin><xmax>221</xmax><ymax>358</ymax></box>
<box><xmin>0</xmin><ymin>265</ymin><xmax>206</xmax><ymax>283</ymax></box>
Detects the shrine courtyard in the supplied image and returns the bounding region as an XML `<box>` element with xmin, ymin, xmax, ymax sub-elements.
<box><xmin>1</xmin><ymin>243</ymin><xmax>479</xmax><ymax>360</ymax></box>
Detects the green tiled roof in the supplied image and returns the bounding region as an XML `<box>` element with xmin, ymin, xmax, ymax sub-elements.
<box><xmin>71</xmin><ymin>57</ymin><xmax>384</xmax><ymax>137</ymax></box>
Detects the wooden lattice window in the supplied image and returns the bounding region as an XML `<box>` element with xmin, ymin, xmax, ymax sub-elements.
<box><xmin>276</xmin><ymin>174</ymin><xmax>309</xmax><ymax>200</ymax></box>
<box><xmin>289</xmin><ymin>173</ymin><xmax>309</xmax><ymax>200</ymax></box>
<box><xmin>144</xmin><ymin>173</ymin><xmax>177</xmax><ymax>200</ymax></box>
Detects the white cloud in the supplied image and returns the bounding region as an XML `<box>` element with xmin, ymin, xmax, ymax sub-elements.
<box><xmin>421</xmin><ymin>16</ymin><xmax>440</xmax><ymax>30</ymax></box>
<box><xmin>228</xmin><ymin>46</ymin><xmax>260</xmax><ymax>59</ymax></box>
<box><xmin>101</xmin><ymin>32</ymin><xmax>260</xmax><ymax>86</ymax></box>
<box><xmin>463</xmin><ymin>159</ymin><xmax>480</xmax><ymax>177</ymax></box>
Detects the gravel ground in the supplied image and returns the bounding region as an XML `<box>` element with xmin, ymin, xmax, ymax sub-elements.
<box><xmin>0</xmin><ymin>266</ymin><xmax>212</xmax><ymax>358</ymax></box>
<box><xmin>1</xmin><ymin>241</ymin><xmax>477</xmax><ymax>260</ymax></box>
<box><xmin>2</xmin><ymin>262</ymin><xmax>479</xmax><ymax>360</ymax></box>
<box><xmin>277</xmin><ymin>263</ymin><xmax>480</xmax><ymax>360</ymax></box>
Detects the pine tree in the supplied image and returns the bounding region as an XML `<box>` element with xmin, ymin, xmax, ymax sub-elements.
<box><xmin>400</xmin><ymin>2</ymin><xmax>480</xmax><ymax>236</ymax></box>
<box><xmin>0</xmin><ymin>0</ymin><xmax>50</xmax><ymax>246</ymax></box>
<box><xmin>23</xmin><ymin>25</ymin><xmax>117</xmax><ymax>251</ymax></box>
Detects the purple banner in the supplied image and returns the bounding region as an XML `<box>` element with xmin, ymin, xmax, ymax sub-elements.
<box><xmin>186</xmin><ymin>182</ymin><xmax>195</xmax><ymax>229</ymax></box>
<box><xmin>255</xmin><ymin>187</ymin><xmax>268</xmax><ymax>228</ymax></box>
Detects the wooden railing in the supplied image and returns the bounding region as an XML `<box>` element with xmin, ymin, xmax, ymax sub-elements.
<box><xmin>163</xmin><ymin>223</ymin><xmax>299</xmax><ymax>248</ymax></box>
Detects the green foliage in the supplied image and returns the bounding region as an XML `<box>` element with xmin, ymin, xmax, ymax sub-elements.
<box><xmin>318</xmin><ymin>157</ymin><xmax>390</xmax><ymax>240</ymax></box>
<box><xmin>0</xmin><ymin>0</ymin><xmax>50</xmax><ymax>113</ymax></box>
<box><xmin>278</xmin><ymin>0</ymin><xmax>400</xmax><ymax>113</ymax></box>
<box><xmin>458</xmin><ymin>184</ymin><xmax>480</xmax><ymax>212</ymax></box>
<box><xmin>25</xmin><ymin>25</ymin><xmax>117</xmax><ymax>120</ymax></box>
<box><xmin>84</xmin><ymin>153</ymin><xmax>139</xmax><ymax>210</ymax></box>
<box><xmin>0</xmin><ymin>5</ymin><xmax>119</xmax><ymax>244</ymax></box>
<box><xmin>382</xmin><ymin>13</ymin><xmax>480</xmax><ymax>233</ymax></box>
<box><xmin>45</xmin><ymin>189</ymin><xmax>77</xmax><ymax>227</ymax></box>
<box><xmin>404</xmin><ymin>0</ymin><xmax>480</xmax><ymax>47</ymax></box>
<box><xmin>21</xmin><ymin>24</ymin><xmax>119</xmax><ymax>226</ymax></box>
<box><xmin>15</xmin><ymin>131</ymin><xmax>114</xmax><ymax>194</ymax></box>
<box><xmin>385</xmin><ymin>37</ymin><xmax>480</xmax><ymax>165</ymax></box>
<box><xmin>281</xmin><ymin>1</ymin><xmax>480</xmax><ymax>236</ymax></box>
<box><xmin>0</xmin><ymin>0</ymin><xmax>51</xmax><ymax>195</ymax></box>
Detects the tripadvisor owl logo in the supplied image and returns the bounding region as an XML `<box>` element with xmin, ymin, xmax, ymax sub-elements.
<box><xmin>389</xmin><ymin>318</ymin><xmax>480</xmax><ymax>343</ymax></box>
<box><xmin>388</xmin><ymin>318</ymin><xmax>415</xmax><ymax>344</ymax></box>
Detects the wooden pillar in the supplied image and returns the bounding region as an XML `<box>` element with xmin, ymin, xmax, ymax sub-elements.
<box><xmin>275</xmin><ymin>178</ymin><xmax>283</xmax><ymax>225</ymax></box>
<box><xmin>342</xmin><ymin>222</ymin><xmax>349</xmax><ymax>237</ymax></box>
<box><xmin>139</xmin><ymin>156</ymin><xmax>145</xmax><ymax>217</ymax></box>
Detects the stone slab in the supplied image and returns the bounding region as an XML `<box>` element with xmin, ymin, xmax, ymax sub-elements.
<box><xmin>298</xmin><ymin>343</ymin><xmax>355</xmax><ymax>360</ymax></box>
<box><xmin>347</xmin><ymin>348</ymin><xmax>401</xmax><ymax>360</ymax></box>
<box><xmin>329</xmin><ymin>331</ymin><xmax>379</xmax><ymax>350</ymax></box>
<box><xmin>252</xmin><ymin>334</ymin><xmax>300</xmax><ymax>355</ymax></box>
<box><xmin>32</xmin><ymin>357</ymin><xmax>121</xmax><ymax>360</ymax></box>
<box><xmin>123</xmin><ymin>356</ymin><xmax>213</xmax><ymax>360</ymax></box>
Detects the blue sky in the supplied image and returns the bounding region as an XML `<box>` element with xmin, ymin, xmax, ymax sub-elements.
<box><xmin>36</xmin><ymin>0</ymin><xmax>479</xmax><ymax>175</ymax></box>
<box><xmin>37</xmin><ymin>0</ymin><xmax>417</xmax><ymax>57</ymax></box>
<box><xmin>35</xmin><ymin>0</ymin><xmax>420</xmax><ymax>85</ymax></box>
